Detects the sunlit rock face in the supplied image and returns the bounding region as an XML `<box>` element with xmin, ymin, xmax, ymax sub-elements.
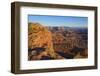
<box><xmin>28</xmin><ymin>23</ymin><xmax>53</xmax><ymax>49</ymax></box>
<box><xmin>28</xmin><ymin>23</ymin><xmax>61</xmax><ymax>60</ymax></box>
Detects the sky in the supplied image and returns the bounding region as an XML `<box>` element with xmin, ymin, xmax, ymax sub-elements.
<box><xmin>28</xmin><ymin>15</ymin><xmax>88</xmax><ymax>28</ymax></box>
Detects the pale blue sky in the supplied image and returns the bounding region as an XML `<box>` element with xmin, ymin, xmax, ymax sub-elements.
<box><xmin>28</xmin><ymin>15</ymin><xmax>88</xmax><ymax>28</ymax></box>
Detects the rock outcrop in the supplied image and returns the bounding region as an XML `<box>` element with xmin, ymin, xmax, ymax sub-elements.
<box><xmin>28</xmin><ymin>23</ymin><xmax>63</xmax><ymax>60</ymax></box>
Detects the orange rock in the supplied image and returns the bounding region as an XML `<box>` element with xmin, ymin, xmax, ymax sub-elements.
<box><xmin>28</xmin><ymin>23</ymin><xmax>56</xmax><ymax>58</ymax></box>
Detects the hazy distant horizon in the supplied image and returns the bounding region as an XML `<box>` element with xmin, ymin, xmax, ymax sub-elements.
<box><xmin>28</xmin><ymin>15</ymin><xmax>88</xmax><ymax>28</ymax></box>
